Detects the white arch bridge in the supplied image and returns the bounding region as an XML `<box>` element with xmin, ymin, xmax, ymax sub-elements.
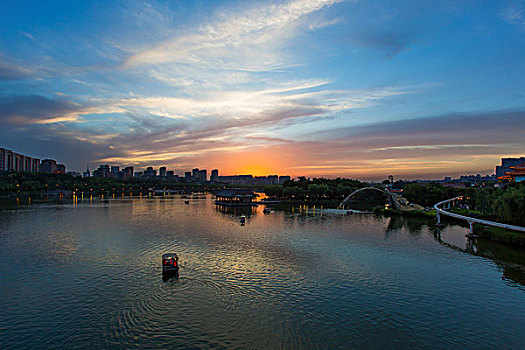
<box><xmin>434</xmin><ymin>196</ymin><xmax>525</xmax><ymax>235</ymax></box>
<box><xmin>338</xmin><ymin>187</ymin><xmax>424</xmax><ymax>212</ymax></box>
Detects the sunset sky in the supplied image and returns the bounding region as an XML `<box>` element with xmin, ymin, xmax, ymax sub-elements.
<box><xmin>1</xmin><ymin>0</ymin><xmax>525</xmax><ymax>180</ymax></box>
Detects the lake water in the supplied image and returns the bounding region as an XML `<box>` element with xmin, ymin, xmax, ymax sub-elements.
<box><xmin>1</xmin><ymin>194</ymin><xmax>524</xmax><ymax>349</ymax></box>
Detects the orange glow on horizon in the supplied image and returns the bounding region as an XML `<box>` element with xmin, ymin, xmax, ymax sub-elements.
<box><xmin>200</xmin><ymin>148</ymin><xmax>290</xmax><ymax>177</ymax></box>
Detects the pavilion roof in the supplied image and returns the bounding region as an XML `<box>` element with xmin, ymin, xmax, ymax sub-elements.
<box><xmin>215</xmin><ymin>188</ymin><xmax>258</xmax><ymax>198</ymax></box>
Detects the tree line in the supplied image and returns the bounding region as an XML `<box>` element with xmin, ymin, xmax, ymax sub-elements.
<box><xmin>402</xmin><ymin>182</ymin><xmax>525</xmax><ymax>226</ymax></box>
<box><xmin>0</xmin><ymin>172</ymin><xmax>220</xmax><ymax>196</ymax></box>
<box><xmin>264</xmin><ymin>177</ymin><xmax>367</xmax><ymax>201</ymax></box>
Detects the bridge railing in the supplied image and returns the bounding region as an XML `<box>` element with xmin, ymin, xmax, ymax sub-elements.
<box><xmin>434</xmin><ymin>196</ymin><xmax>525</xmax><ymax>233</ymax></box>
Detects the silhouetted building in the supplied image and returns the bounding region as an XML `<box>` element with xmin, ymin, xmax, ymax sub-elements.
<box><xmin>210</xmin><ymin>169</ymin><xmax>219</xmax><ymax>182</ymax></box>
<box><xmin>93</xmin><ymin>165</ymin><xmax>110</xmax><ymax>178</ymax></box>
<box><xmin>198</xmin><ymin>169</ymin><xmax>207</xmax><ymax>182</ymax></box>
<box><xmin>185</xmin><ymin>172</ymin><xmax>191</xmax><ymax>182</ymax></box>
<box><xmin>144</xmin><ymin>166</ymin><xmax>157</xmax><ymax>178</ymax></box>
<box><xmin>110</xmin><ymin>166</ymin><xmax>120</xmax><ymax>178</ymax></box>
<box><xmin>159</xmin><ymin>166</ymin><xmax>166</xmax><ymax>178</ymax></box>
<box><xmin>56</xmin><ymin>164</ymin><xmax>66</xmax><ymax>174</ymax></box>
<box><xmin>218</xmin><ymin>175</ymin><xmax>254</xmax><ymax>185</ymax></box>
<box><xmin>279</xmin><ymin>176</ymin><xmax>291</xmax><ymax>183</ymax></box>
<box><xmin>192</xmin><ymin>168</ymin><xmax>199</xmax><ymax>182</ymax></box>
<box><xmin>123</xmin><ymin>166</ymin><xmax>134</xmax><ymax>180</ymax></box>
<box><xmin>499</xmin><ymin>162</ymin><xmax>525</xmax><ymax>183</ymax></box>
<box><xmin>496</xmin><ymin>157</ymin><xmax>525</xmax><ymax>178</ymax></box>
<box><xmin>0</xmin><ymin>148</ymin><xmax>39</xmax><ymax>172</ymax></box>
<box><xmin>40</xmin><ymin>159</ymin><xmax>58</xmax><ymax>173</ymax></box>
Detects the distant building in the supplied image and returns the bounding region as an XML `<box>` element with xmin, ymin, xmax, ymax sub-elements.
<box><xmin>198</xmin><ymin>169</ymin><xmax>207</xmax><ymax>182</ymax></box>
<box><xmin>184</xmin><ymin>172</ymin><xmax>191</xmax><ymax>182</ymax></box>
<box><xmin>192</xmin><ymin>168</ymin><xmax>200</xmax><ymax>182</ymax></box>
<box><xmin>0</xmin><ymin>147</ymin><xmax>39</xmax><ymax>172</ymax></box>
<box><xmin>122</xmin><ymin>166</ymin><xmax>134</xmax><ymax>180</ymax></box>
<box><xmin>279</xmin><ymin>175</ymin><xmax>291</xmax><ymax>183</ymax></box>
<box><xmin>254</xmin><ymin>176</ymin><xmax>272</xmax><ymax>185</ymax></box>
<box><xmin>218</xmin><ymin>175</ymin><xmax>254</xmax><ymax>185</ymax></box>
<box><xmin>166</xmin><ymin>170</ymin><xmax>179</xmax><ymax>181</ymax></box>
<box><xmin>93</xmin><ymin>165</ymin><xmax>110</xmax><ymax>178</ymax></box>
<box><xmin>110</xmin><ymin>166</ymin><xmax>120</xmax><ymax>178</ymax></box>
<box><xmin>40</xmin><ymin>159</ymin><xmax>58</xmax><ymax>173</ymax></box>
<box><xmin>83</xmin><ymin>164</ymin><xmax>91</xmax><ymax>178</ymax></box>
<box><xmin>499</xmin><ymin>162</ymin><xmax>525</xmax><ymax>183</ymax></box>
<box><xmin>56</xmin><ymin>164</ymin><xmax>66</xmax><ymax>174</ymax></box>
<box><xmin>267</xmin><ymin>175</ymin><xmax>278</xmax><ymax>184</ymax></box>
<box><xmin>496</xmin><ymin>157</ymin><xmax>525</xmax><ymax>178</ymax></box>
<box><xmin>142</xmin><ymin>166</ymin><xmax>156</xmax><ymax>178</ymax></box>
<box><xmin>210</xmin><ymin>169</ymin><xmax>219</xmax><ymax>182</ymax></box>
<box><xmin>159</xmin><ymin>166</ymin><xmax>167</xmax><ymax>178</ymax></box>
<box><xmin>67</xmin><ymin>171</ymin><xmax>81</xmax><ymax>177</ymax></box>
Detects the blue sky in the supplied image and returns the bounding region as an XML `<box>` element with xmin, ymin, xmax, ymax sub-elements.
<box><xmin>1</xmin><ymin>0</ymin><xmax>525</xmax><ymax>179</ymax></box>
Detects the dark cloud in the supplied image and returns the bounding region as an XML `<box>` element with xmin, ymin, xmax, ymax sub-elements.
<box><xmin>0</xmin><ymin>124</ymin><xmax>115</xmax><ymax>170</ymax></box>
<box><xmin>0</xmin><ymin>62</ymin><xmax>32</xmax><ymax>80</ymax></box>
<box><xmin>0</xmin><ymin>95</ymin><xmax>82</xmax><ymax>125</ymax></box>
<box><xmin>315</xmin><ymin>110</ymin><xmax>525</xmax><ymax>145</ymax></box>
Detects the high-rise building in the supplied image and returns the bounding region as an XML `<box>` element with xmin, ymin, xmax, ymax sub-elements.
<box><xmin>496</xmin><ymin>157</ymin><xmax>525</xmax><ymax>178</ymax></box>
<box><xmin>110</xmin><ymin>166</ymin><xmax>120</xmax><ymax>178</ymax></box>
<box><xmin>144</xmin><ymin>166</ymin><xmax>157</xmax><ymax>178</ymax></box>
<box><xmin>123</xmin><ymin>166</ymin><xmax>134</xmax><ymax>180</ymax></box>
<box><xmin>159</xmin><ymin>166</ymin><xmax>167</xmax><ymax>178</ymax></box>
<box><xmin>185</xmin><ymin>172</ymin><xmax>191</xmax><ymax>182</ymax></box>
<box><xmin>0</xmin><ymin>148</ymin><xmax>39</xmax><ymax>172</ymax></box>
<box><xmin>198</xmin><ymin>169</ymin><xmax>207</xmax><ymax>182</ymax></box>
<box><xmin>192</xmin><ymin>168</ymin><xmax>199</xmax><ymax>182</ymax></box>
<box><xmin>93</xmin><ymin>164</ymin><xmax>110</xmax><ymax>178</ymax></box>
<box><xmin>40</xmin><ymin>159</ymin><xmax>58</xmax><ymax>173</ymax></box>
<box><xmin>279</xmin><ymin>175</ymin><xmax>291</xmax><ymax>184</ymax></box>
<box><xmin>210</xmin><ymin>169</ymin><xmax>219</xmax><ymax>182</ymax></box>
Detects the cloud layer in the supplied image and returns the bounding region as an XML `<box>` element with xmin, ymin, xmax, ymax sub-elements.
<box><xmin>1</xmin><ymin>0</ymin><xmax>524</xmax><ymax>179</ymax></box>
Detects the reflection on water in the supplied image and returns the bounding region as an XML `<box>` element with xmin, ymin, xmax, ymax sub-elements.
<box><xmin>1</xmin><ymin>194</ymin><xmax>524</xmax><ymax>349</ymax></box>
<box><xmin>162</xmin><ymin>270</ymin><xmax>180</xmax><ymax>282</ymax></box>
<box><xmin>215</xmin><ymin>203</ymin><xmax>258</xmax><ymax>216</ymax></box>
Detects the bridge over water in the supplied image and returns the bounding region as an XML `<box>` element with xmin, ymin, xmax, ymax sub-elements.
<box><xmin>434</xmin><ymin>196</ymin><xmax>525</xmax><ymax>235</ymax></box>
<box><xmin>338</xmin><ymin>187</ymin><xmax>424</xmax><ymax>212</ymax></box>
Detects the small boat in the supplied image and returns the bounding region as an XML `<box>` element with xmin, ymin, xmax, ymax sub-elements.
<box><xmin>162</xmin><ymin>253</ymin><xmax>179</xmax><ymax>274</ymax></box>
<box><xmin>263</xmin><ymin>208</ymin><xmax>271</xmax><ymax>214</ymax></box>
<box><xmin>240</xmin><ymin>214</ymin><xmax>246</xmax><ymax>224</ymax></box>
<box><xmin>185</xmin><ymin>200</ymin><xmax>190</xmax><ymax>204</ymax></box>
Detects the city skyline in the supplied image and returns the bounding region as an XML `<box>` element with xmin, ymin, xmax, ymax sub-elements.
<box><xmin>2</xmin><ymin>1</ymin><xmax>525</xmax><ymax>180</ymax></box>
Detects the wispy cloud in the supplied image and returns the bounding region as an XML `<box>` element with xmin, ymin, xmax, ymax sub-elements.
<box><xmin>119</xmin><ymin>0</ymin><xmax>344</xmax><ymax>97</ymax></box>
<box><xmin>0</xmin><ymin>60</ymin><xmax>33</xmax><ymax>80</ymax></box>
<box><xmin>502</xmin><ymin>2</ymin><xmax>525</xmax><ymax>28</ymax></box>
<box><xmin>123</xmin><ymin>0</ymin><xmax>342</xmax><ymax>69</ymax></box>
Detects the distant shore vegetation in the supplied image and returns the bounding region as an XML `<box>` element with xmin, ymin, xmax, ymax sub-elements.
<box><xmin>1</xmin><ymin>172</ymin><xmax>524</xmax><ymax>227</ymax></box>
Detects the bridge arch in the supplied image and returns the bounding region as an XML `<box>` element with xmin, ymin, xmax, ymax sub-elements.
<box><xmin>338</xmin><ymin>187</ymin><xmax>395</xmax><ymax>210</ymax></box>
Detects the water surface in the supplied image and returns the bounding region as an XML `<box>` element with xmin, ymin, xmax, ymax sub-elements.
<box><xmin>1</xmin><ymin>195</ymin><xmax>524</xmax><ymax>349</ymax></box>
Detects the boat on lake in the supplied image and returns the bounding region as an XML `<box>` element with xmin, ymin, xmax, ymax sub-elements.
<box><xmin>240</xmin><ymin>215</ymin><xmax>246</xmax><ymax>224</ymax></box>
<box><xmin>263</xmin><ymin>208</ymin><xmax>271</xmax><ymax>214</ymax></box>
<box><xmin>162</xmin><ymin>253</ymin><xmax>179</xmax><ymax>274</ymax></box>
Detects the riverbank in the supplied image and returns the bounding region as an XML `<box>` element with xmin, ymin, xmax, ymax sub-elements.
<box><xmin>378</xmin><ymin>208</ymin><xmax>525</xmax><ymax>247</ymax></box>
<box><xmin>474</xmin><ymin>225</ymin><xmax>525</xmax><ymax>247</ymax></box>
